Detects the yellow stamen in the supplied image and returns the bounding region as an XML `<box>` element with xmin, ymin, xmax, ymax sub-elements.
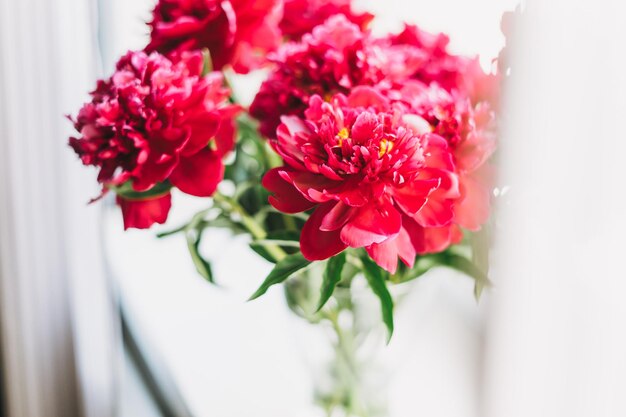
<box><xmin>337</xmin><ymin>127</ymin><xmax>349</xmax><ymax>147</ymax></box>
<box><xmin>378</xmin><ymin>138</ymin><xmax>394</xmax><ymax>158</ymax></box>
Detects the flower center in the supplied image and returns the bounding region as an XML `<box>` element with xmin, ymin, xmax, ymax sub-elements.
<box><xmin>378</xmin><ymin>138</ymin><xmax>394</xmax><ymax>158</ymax></box>
<box><xmin>337</xmin><ymin>127</ymin><xmax>350</xmax><ymax>146</ymax></box>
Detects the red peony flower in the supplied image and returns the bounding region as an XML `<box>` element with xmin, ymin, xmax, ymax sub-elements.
<box><xmin>280</xmin><ymin>0</ymin><xmax>373</xmax><ymax>40</ymax></box>
<box><xmin>69</xmin><ymin>50</ymin><xmax>239</xmax><ymax>229</ymax></box>
<box><xmin>250</xmin><ymin>15</ymin><xmax>383</xmax><ymax>139</ymax></box>
<box><xmin>262</xmin><ymin>88</ymin><xmax>460</xmax><ymax>273</ymax></box>
<box><xmin>146</xmin><ymin>0</ymin><xmax>283</xmax><ymax>73</ymax></box>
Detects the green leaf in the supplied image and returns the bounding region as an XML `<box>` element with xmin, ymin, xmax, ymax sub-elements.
<box><xmin>359</xmin><ymin>253</ymin><xmax>394</xmax><ymax>341</ymax></box>
<box><xmin>444</xmin><ymin>253</ymin><xmax>492</xmax><ymax>301</ymax></box>
<box><xmin>316</xmin><ymin>252</ymin><xmax>347</xmax><ymax>312</ymax></box>
<box><xmin>249</xmin><ymin>230</ymin><xmax>301</xmax><ymax>263</ymax></box>
<box><xmin>470</xmin><ymin>227</ymin><xmax>491</xmax><ymax>299</ymax></box>
<box><xmin>249</xmin><ymin>243</ymin><xmax>276</xmax><ymax>263</ymax></box>
<box><xmin>248</xmin><ymin>252</ymin><xmax>311</xmax><ymax>300</ymax></box>
<box><xmin>391</xmin><ymin>254</ymin><xmax>442</xmax><ymax>284</ymax></box>
<box><xmin>186</xmin><ymin>227</ymin><xmax>214</xmax><ymax>284</ymax></box>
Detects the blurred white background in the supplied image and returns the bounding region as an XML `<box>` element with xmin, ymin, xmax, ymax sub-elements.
<box><xmin>3</xmin><ymin>1</ymin><xmax>626</xmax><ymax>417</ymax></box>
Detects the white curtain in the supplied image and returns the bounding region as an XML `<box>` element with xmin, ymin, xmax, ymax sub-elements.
<box><xmin>484</xmin><ymin>1</ymin><xmax>626</xmax><ymax>416</ymax></box>
<box><xmin>0</xmin><ymin>0</ymin><xmax>120</xmax><ymax>416</ymax></box>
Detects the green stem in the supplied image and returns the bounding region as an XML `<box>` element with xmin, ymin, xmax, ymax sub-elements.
<box><xmin>322</xmin><ymin>310</ymin><xmax>370</xmax><ymax>417</ymax></box>
<box><xmin>212</xmin><ymin>192</ymin><xmax>287</xmax><ymax>262</ymax></box>
<box><xmin>283</xmin><ymin>214</ymin><xmax>298</xmax><ymax>231</ymax></box>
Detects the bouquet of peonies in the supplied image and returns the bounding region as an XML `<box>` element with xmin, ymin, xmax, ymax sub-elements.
<box><xmin>69</xmin><ymin>0</ymin><xmax>499</xmax><ymax>339</ymax></box>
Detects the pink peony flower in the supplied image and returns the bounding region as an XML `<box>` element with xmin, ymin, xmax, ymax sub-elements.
<box><xmin>69</xmin><ymin>50</ymin><xmax>239</xmax><ymax>229</ymax></box>
<box><xmin>250</xmin><ymin>15</ymin><xmax>383</xmax><ymax>138</ymax></box>
<box><xmin>262</xmin><ymin>88</ymin><xmax>460</xmax><ymax>273</ymax></box>
<box><xmin>280</xmin><ymin>0</ymin><xmax>373</xmax><ymax>40</ymax></box>
<box><xmin>146</xmin><ymin>0</ymin><xmax>283</xmax><ymax>73</ymax></box>
<box><xmin>395</xmin><ymin>82</ymin><xmax>497</xmax><ymax>251</ymax></box>
<box><xmin>385</xmin><ymin>24</ymin><xmax>500</xmax><ymax>107</ymax></box>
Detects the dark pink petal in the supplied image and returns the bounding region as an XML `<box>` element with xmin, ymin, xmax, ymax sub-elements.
<box><xmin>366</xmin><ymin>226</ymin><xmax>416</xmax><ymax>274</ymax></box>
<box><xmin>393</xmin><ymin>178</ymin><xmax>439</xmax><ymax>216</ymax></box>
<box><xmin>340</xmin><ymin>199</ymin><xmax>402</xmax><ymax>248</ymax></box>
<box><xmin>301</xmin><ymin>203</ymin><xmax>348</xmax><ymax>261</ymax></box>
<box><xmin>413</xmin><ymin>195</ymin><xmax>455</xmax><ymax>227</ymax></box>
<box><xmin>350</xmin><ymin>112</ymin><xmax>380</xmax><ymax>143</ymax></box>
<box><xmin>263</xmin><ymin>168</ymin><xmax>316</xmax><ymax>213</ymax></box>
<box><xmin>404</xmin><ymin>216</ymin><xmax>461</xmax><ymax>255</ymax></box>
<box><xmin>348</xmin><ymin>86</ymin><xmax>390</xmax><ymax>110</ymax></box>
<box><xmin>214</xmin><ymin>118</ymin><xmax>236</xmax><ymax>157</ymax></box>
<box><xmin>170</xmin><ymin>148</ymin><xmax>223</xmax><ymax>197</ymax></box>
<box><xmin>423</xmin><ymin>134</ymin><xmax>455</xmax><ymax>171</ymax></box>
<box><xmin>455</xmin><ymin>171</ymin><xmax>491</xmax><ymax>231</ymax></box>
<box><xmin>132</xmin><ymin>152</ymin><xmax>179</xmax><ymax>192</ymax></box>
<box><xmin>116</xmin><ymin>193</ymin><xmax>171</xmax><ymax>230</ymax></box>
<box><xmin>180</xmin><ymin>112</ymin><xmax>221</xmax><ymax>156</ymax></box>
<box><xmin>320</xmin><ymin>200</ymin><xmax>355</xmax><ymax>231</ymax></box>
<box><xmin>280</xmin><ymin>170</ymin><xmax>341</xmax><ymax>203</ymax></box>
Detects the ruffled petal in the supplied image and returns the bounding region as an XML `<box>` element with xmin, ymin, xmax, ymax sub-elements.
<box><xmin>455</xmin><ymin>170</ymin><xmax>491</xmax><ymax>231</ymax></box>
<box><xmin>213</xmin><ymin>117</ymin><xmax>236</xmax><ymax>157</ymax></box>
<box><xmin>340</xmin><ymin>199</ymin><xmax>402</xmax><ymax>248</ymax></box>
<box><xmin>404</xmin><ymin>216</ymin><xmax>461</xmax><ymax>255</ymax></box>
<box><xmin>348</xmin><ymin>86</ymin><xmax>390</xmax><ymax>111</ymax></box>
<box><xmin>392</xmin><ymin>178</ymin><xmax>439</xmax><ymax>216</ymax></box>
<box><xmin>263</xmin><ymin>168</ymin><xmax>316</xmax><ymax>213</ymax></box>
<box><xmin>301</xmin><ymin>203</ymin><xmax>348</xmax><ymax>261</ymax></box>
<box><xmin>280</xmin><ymin>169</ymin><xmax>341</xmax><ymax>203</ymax></box>
<box><xmin>366</xmin><ymin>225</ymin><xmax>416</xmax><ymax>274</ymax></box>
<box><xmin>169</xmin><ymin>148</ymin><xmax>223</xmax><ymax>197</ymax></box>
<box><xmin>413</xmin><ymin>193</ymin><xmax>455</xmax><ymax>227</ymax></box>
<box><xmin>117</xmin><ymin>193</ymin><xmax>172</xmax><ymax>230</ymax></box>
<box><xmin>180</xmin><ymin>112</ymin><xmax>221</xmax><ymax>156</ymax></box>
<box><xmin>320</xmin><ymin>200</ymin><xmax>356</xmax><ymax>231</ymax></box>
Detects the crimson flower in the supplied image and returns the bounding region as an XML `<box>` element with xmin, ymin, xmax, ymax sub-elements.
<box><xmin>69</xmin><ymin>50</ymin><xmax>239</xmax><ymax>229</ymax></box>
<box><xmin>250</xmin><ymin>15</ymin><xmax>383</xmax><ymax>139</ymax></box>
<box><xmin>280</xmin><ymin>0</ymin><xmax>373</xmax><ymax>40</ymax></box>
<box><xmin>262</xmin><ymin>88</ymin><xmax>460</xmax><ymax>273</ymax></box>
<box><xmin>146</xmin><ymin>0</ymin><xmax>283</xmax><ymax>73</ymax></box>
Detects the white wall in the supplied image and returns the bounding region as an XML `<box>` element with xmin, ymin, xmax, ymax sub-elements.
<box><xmin>0</xmin><ymin>0</ymin><xmax>120</xmax><ymax>416</ymax></box>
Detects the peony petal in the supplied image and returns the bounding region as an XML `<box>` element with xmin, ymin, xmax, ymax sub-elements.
<box><xmin>263</xmin><ymin>168</ymin><xmax>316</xmax><ymax>213</ymax></box>
<box><xmin>170</xmin><ymin>148</ymin><xmax>224</xmax><ymax>197</ymax></box>
<box><xmin>455</xmin><ymin>171</ymin><xmax>491</xmax><ymax>231</ymax></box>
<box><xmin>340</xmin><ymin>199</ymin><xmax>402</xmax><ymax>248</ymax></box>
<box><xmin>423</xmin><ymin>133</ymin><xmax>455</xmax><ymax>171</ymax></box>
<box><xmin>116</xmin><ymin>193</ymin><xmax>172</xmax><ymax>230</ymax></box>
<box><xmin>280</xmin><ymin>170</ymin><xmax>341</xmax><ymax>203</ymax></box>
<box><xmin>320</xmin><ymin>200</ymin><xmax>356</xmax><ymax>231</ymax></box>
<box><xmin>348</xmin><ymin>86</ymin><xmax>390</xmax><ymax>110</ymax></box>
<box><xmin>214</xmin><ymin>117</ymin><xmax>236</xmax><ymax>157</ymax></box>
<box><xmin>350</xmin><ymin>112</ymin><xmax>380</xmax><ymax>143</ymax></box>
<box><xmin>404</xmin><ymin>216</ymin><xmax>461</xmax><ymax>255</ymax></box>
<box><xmin>366</xmin><ymin>226</ymin><xmax>416</xmax><ymax>274</ymax></box>
<box><xmin>393</xmin><ymin>178</ymin><xmax>439</xmax><ymax>215</ymax></box>
<box><xmin>402</xmin><ymin>114</ymin><xmax>432</xmax><ymax>135</ymax></box>
<box><xmin>180</xmin><ymin>112</ymin><xmax>221</xmax><ymax>156</ymax></box>
<box><xmin>301</xmin><ymin>203</ymin><xmax>348</xmax><ymax>261</ymax></box>
<box><xmin>413</xmin><ymin>191</ymin><xmax>455</xmax><ymax>227</ymax></box>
